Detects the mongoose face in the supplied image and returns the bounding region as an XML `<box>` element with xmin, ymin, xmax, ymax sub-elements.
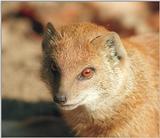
<box><xmin>41</xmin><ymin>23</ymin><xmax>128</xmax><ymax>110</ymax></box>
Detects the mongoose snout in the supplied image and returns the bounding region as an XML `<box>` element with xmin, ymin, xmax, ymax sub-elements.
<box><xmin>54</xmin><ymin>94</ymin><xmax>67</xmax><ymax>105</ymax></box>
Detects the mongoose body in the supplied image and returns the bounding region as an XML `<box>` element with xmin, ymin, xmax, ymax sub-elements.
<box><xmin>41</xmin><ymin>22</ymin><xmax>159</xmax><ymax>137</ymax></box>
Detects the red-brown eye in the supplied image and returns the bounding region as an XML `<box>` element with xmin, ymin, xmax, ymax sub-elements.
<box><xmin>81</xmin><ymin>67</ymin><xmax>95</xmax><ymax>79</ymax></box>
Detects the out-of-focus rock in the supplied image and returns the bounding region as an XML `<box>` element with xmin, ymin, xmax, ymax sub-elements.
<box><xmin>2</xmin><ymin>18</ymin><xmax>51</xmax><ymax>102</ymax></box>
<box><xmin>147</xmin><ymin>12</ymin><xmax>159</xmax><ymax>32</ymax></box>
<box><xmin>27</xmin><ymin>2</ymin><xmax>94</xmax><ymax>28</ymax></box>
<box><xmin>2</xmin><ymin>2</ymin><xmax>20</xmax><ymax>16</ymax></box>
<box><xmin>89</xmin><ymin>2</ymin><xmax>156</xmax><ymax>37</ymax></box>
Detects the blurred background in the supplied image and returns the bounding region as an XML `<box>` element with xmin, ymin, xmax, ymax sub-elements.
<box><xmin>2</xmin><ymin>2</ymin><xmax>159</xmax><ymax>137</ymax></box>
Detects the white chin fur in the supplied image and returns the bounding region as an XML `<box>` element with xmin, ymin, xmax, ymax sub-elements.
<box><xmin>59</xmin><ymin>87</ymin><xmax>100</xmax><ymax>111</ymax></box>
<box><xmin>80</xmin><ymin>88</ymin><xmax>100</xmax><ymax>110</ymax></box>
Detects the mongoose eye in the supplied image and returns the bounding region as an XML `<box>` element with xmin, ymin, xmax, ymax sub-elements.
<box><xmin>80</xmin><ymin>67</ymin><xmax>95</xmax><ymax>80</ymax></box>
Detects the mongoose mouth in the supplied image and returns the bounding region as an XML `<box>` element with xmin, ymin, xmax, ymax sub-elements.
<box><xmin>58</xmin><ymin>97</ymin><xmax>86</xmax><ymax>110</ymax></box>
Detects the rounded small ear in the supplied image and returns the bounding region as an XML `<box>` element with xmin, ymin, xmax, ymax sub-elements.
<box><xmin>91</xmin><ymin>32</ymin><xmax>127</xmax><ymax>60</ymax></box>
<box><xmin>42</xmin><ymin>22</ymin><xmax>61</xmax><ymax>50</ymax></box>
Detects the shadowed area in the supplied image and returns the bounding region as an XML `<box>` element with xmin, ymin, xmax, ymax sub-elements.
<box><xmin>2</xmin><ymin>99</ymin><xmax>75</xmax><ymax>137</ymax></box>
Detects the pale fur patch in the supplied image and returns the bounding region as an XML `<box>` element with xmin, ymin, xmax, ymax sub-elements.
<box><xmin>59</xmin><ymin>87</ymin><xmax>100</xmax><ymax>111</ymax></box>
<box><xmin>81</xmin><ymin>87</ymin><xmax>100</xmax><ymax>109</ymax></box>
<box><xmin>82</xmin><ymin>61</ymin><xmax>135</xmax><ymax>120</ymax></box>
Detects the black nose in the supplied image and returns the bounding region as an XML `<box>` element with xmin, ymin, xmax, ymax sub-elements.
<box><xmin>54</xmin><ymin>94</ymin><xmax>67</xmax><ymax>104</ymax></box>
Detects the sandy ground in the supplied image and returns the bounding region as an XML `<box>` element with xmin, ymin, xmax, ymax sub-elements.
<box><xmin>2</xmin><ymin>117</ymin><xmax>74</xmax><ymax>136</ymax></box>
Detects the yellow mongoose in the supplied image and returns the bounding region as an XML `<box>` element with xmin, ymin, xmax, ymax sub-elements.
<box><xmin>41</xmin><ymin>22</ymin><xmax>159</xmax><ymax>137</ymax></box>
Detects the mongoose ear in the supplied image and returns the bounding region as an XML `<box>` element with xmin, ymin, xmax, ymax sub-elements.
<box><xmin>42</xmin><ymin>22</ymin><xmax>61</xmax><ymax>50</ymax></box>
<box><xmin>91</xmin><ymin>32</ymin><xmax>127</xmax><ymax>61</ymax></box>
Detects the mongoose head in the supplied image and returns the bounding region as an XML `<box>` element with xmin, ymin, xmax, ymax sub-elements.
<box><xmin>41</xmin><ymin>22</ymin><xmax>128</xmax><ymax>111</ymax></box>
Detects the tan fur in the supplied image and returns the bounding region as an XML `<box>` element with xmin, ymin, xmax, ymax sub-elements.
<box><xmin>41</xmin><ymin>22</ymin><xmax>159</xmax><ymax>137</ymax></box>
